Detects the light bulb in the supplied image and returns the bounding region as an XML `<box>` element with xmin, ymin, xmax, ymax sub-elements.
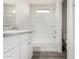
<box><xmin>12</xmin><ymin>10</ymin><xmax>16</xmax><ymax>13</ymax></box>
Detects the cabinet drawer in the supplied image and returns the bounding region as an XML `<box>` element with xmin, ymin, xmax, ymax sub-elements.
<box><xmin>3</xmin><ymin>36</ymin><xmax>19</xmax><ymax>53</ymax></box>
<box><xmin>19</xmin><ymin>33</ymin><xmax>32</xmax><ymax>45</ymax></box>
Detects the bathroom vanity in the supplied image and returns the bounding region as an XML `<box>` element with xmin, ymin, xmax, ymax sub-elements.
<box><xmin>3</xmin><ymin>30</ymin><xmax>33</xmax><ymax>59</ymax></box>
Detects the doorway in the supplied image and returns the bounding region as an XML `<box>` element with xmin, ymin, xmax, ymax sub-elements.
<box><xmin>30</xmin><ymin>4</ymin><xmax>62</xmax><ymax>52</ymax></box>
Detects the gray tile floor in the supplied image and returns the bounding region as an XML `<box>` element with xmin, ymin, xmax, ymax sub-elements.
<box><xmin>32</xmin><ymin>52</ymin><xmax>67</xmax><ymax>59</ymax></box>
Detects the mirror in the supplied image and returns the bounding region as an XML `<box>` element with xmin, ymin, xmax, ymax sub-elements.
<box><xmin>3</xmin><ymin>0</ymin><xmax>16</xmax><ymax>30</ymax></box>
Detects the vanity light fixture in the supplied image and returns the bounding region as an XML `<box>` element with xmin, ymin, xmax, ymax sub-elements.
<box><xmin>36</xmin><ymin>9</ymin><xmax>50</xmax><ymax>14</ymax></box>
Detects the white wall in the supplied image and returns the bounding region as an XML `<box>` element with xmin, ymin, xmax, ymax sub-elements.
<box><xmin>67</xmin><ymin>0</ymin><xmax>75</xmax><ymax>59</ymax></box>
<box><xmin>16</xmin><ymin>0</ymin><xmax>30</xmax><ymax>29</ymax></box>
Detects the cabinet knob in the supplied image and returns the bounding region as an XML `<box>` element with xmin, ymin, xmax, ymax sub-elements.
<box><xmin>54</xmin><ymin>31</ymin><xmax>57</xmax><ymax>34</ymax></box>
<box><xmin>53</xmin><ymin>36</ymin><xmax>56</xmax><ymax>38</ymax></box>
<box><xmin>28</xmin><ymin>42</ymin><xmax>31</xmax><ymax>44</ymax></box>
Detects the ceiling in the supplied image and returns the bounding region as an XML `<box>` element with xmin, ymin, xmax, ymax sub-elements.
<box><xmin>3</xmin><ymin>0</ymin><xmax>63</xmax><ymax>5</ymax></box>
<box><xmin>3</xmin><ymin>0</ymin><xmax>15</xmax><ymax>4</ymax></box>
<box><xmin>30</xmin><ymin>0</ymin><xmax>58</xmax><ymax>5</ymax></box>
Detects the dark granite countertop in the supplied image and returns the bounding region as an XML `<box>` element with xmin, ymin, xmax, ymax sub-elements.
<box><xmin>3</xmin><ymin>30</ymin><xmax>34</xmax><ymax>38</ymax></box>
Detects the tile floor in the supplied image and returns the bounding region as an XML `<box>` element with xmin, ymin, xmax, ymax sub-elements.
<box><xmin>32</xmin><ymin>52</ymin><xmax>67</xmax><ymax>59</ymax></box>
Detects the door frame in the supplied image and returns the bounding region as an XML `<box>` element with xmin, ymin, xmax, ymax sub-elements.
<box><xmin>67</xmin><ymin>0</ymin><xmax>75</xmax><ymax>59</ymax></box>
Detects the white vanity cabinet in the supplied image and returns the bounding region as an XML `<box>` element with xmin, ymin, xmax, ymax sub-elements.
<box><xmin>3</xmin><ymin>31</ymin><xmax>33</xmax><ymax>59</ymax></box>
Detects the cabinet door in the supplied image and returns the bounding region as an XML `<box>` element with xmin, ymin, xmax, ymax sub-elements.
<box><xmin>28</xmin><ymin>40</ymin><xmax>33</xmax><ymax>59</ymax></box>
<box><xmin>3</xmin><ymin>47</ymin><xmax>19</xmax><ymax>59</ymax></box>
<box><xmin>20</xmin><ymin>42</ymin><xmax>29</xmax><ymax>59</ymax></box>
<box><xmin>3</xmin><ymin>36</ymin><xmax>19</xmax><ymax>53</ymax></box>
